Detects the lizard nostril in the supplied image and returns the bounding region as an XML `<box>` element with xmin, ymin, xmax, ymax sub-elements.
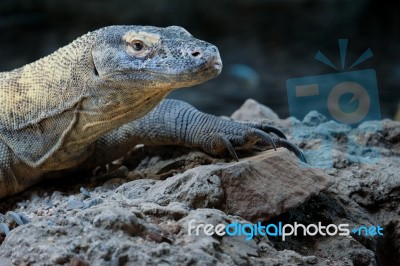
<box><xmin>191</xmin><ymin>51</ymin><xmax>201</xmax><ymax>58</ymax></box>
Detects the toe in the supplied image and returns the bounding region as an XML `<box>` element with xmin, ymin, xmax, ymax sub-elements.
<box><xmin>252</xmin><ymin>130</ymin><xmax>276</xmax><ymax>150</ymax></box>
<box><xmin>242</xmin><ymin>122</ymin><xmax>287</xmax><ymax>139</ymax></box>
<box><xmin>274</xmin><ymin>138</ymin><xmax>307</xmax><ymax>163</ymax></box>
<box><xmin>7</xmin><ymin>211</ymin><xmax>24</xmax><ymax>226</ymax></box>
<box><xmin>218</xmin><ymin>133</ymin><xmax>239</xmax><ymax>161</ymax></box>
<box><xmin>0</xmin><ymin>222</ymin><xmax>10</xmax><ymax>236</ymax></box>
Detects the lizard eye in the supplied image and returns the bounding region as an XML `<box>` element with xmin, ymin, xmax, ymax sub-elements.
<box><xmin>131</xmin><ymin>40</ymin><xmax>144</xmax><ymax>51</ymax></box>
<box><xmin>124</xmin><ymin>33</ymin><xmax>160</xmax><ymax>58</ymax></box>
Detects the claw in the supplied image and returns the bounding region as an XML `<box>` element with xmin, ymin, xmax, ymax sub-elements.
<box><xmin>254</xmin><ymin>130</ymin><xmax>276</xmax><ymax>151</ymax></box>
<box><xmin>7</xmin><ymin>211</ymin><xmax>24</xmax><ymax>226</ymax></box>
<box><xmin>219</xmin><ymin>134</ymin><xmax>239</xmax><ymax>162</ymax></box>
<box><xmin>17</xmin><ymin>212</ymin><xmax>30</xmax><ymax>224</ymax></box>
<box><xmin>0</xmin><ymin>222</ymin><xmax>10</xmax><ymax>236</ymax></box>
<box><xmin>275</xmin><ymin>139</ymin><xmax>307</xmax><ymax>163</ymax></box>
<box><xmin>261</xmin><ymin>125</ymin><xmax>287</xmax><ymax>140</ymax></box>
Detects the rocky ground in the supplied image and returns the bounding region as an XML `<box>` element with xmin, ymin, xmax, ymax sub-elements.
<box><xmin>0</xmin><ymin>99</ymin><xmax>399</xmax><ymax>266</ymax></box>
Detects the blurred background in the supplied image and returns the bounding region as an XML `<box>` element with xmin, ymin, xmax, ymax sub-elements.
<box><xmin>0</xmin><ymin>0</ymin><xmax>399</xmax><ymax>119</ymax></box>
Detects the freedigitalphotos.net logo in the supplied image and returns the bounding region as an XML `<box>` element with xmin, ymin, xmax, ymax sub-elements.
<box><xmin>188</xmin><ymin>220</ymin><xmax>383</xmax><ymax>241</ymax></box>
<box><xmin>286</xmin><ymin>39</ymin><xmax>382</xmax><ymax>168</ymax></box>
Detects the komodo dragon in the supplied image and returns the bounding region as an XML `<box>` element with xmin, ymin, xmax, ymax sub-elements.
<box><xmin>0</xmin><ymin>25</ymin><xmax>306</xmax><ymax>201</ymax></box>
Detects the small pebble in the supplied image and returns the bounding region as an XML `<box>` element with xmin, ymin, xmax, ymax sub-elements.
<box><xmin>83</xmin><ymin>198</ymin><xmax>103</xmax><ymax>209</ymax></box>
<box><xmin>80</xmin><ymin>187</ymin><xmax>91</xmax><ymax>199</ymax></box>
<box><xmin>303</xmin><ymin>255</ymin><xmax>318</xmax><ymax>264</ymax></box>
<box><xmin>66</xmin><ymin>200</ymin><xmax>85</xmax><ymax>210</ymax></box>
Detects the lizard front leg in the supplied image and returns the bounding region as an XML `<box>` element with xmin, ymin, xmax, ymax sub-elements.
<box><xmin>85</xmin><ymin>99</ymin><xmax>306</xmax><ymax>169</ymax></box>
<box><xmin>0</xmin><ymin>140</ymin><xmax>44</xmax><ymax>199</ymax></box>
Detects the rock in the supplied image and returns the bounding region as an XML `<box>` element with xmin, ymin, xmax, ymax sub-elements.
<box><xmin>379</xmin><ymin>219</ymin><xmax>400</xmax><ymax>264</ymax></box>
<box><xmin>70</xmin><ymin>258</ymin><xmax>90</xmax><ymax>266</ymax></box>
<box><xmin>231</xmin><ymin>98</ymin><xmax>280</xmax><ymax>122</ymax></box>
<box><xmin>138</xmin><ymin>202</ymin><xmax>189</xmax><ymax>220</ymax></box>
<box><xmin>218</xmin><ymin>149</ymin><xmax>332</xmax><ymax>221</ymax></box>
<box><xmin>382</xmin><ymin>119</ymin><xmax>400</xmax><ymax>145</ymax></box>
<box><xmin>66</xmin><ymin>199</ymin><xmax>85</xmax><ymax>210</ymax></box>
<box><xmin>178</xmin><ymin>208</ymin><xmax>310</xmax><ymax>265</ymax></box>
<box><xmin>313</xmin><ymin>236</ymin><xmax>376</xmax><ymax>265</ymax></box>
<box><xmin>0</xmin><ymin>257</ymin><xmax>13</xmax><ymax>266</ymax></box>
<box><xmin>117</xmin><ymin>168</ymin><xmax>224</xmax><ymax>209</ymax></box>
<box><xmin>90</xmin><ymin>207</ymin><xmax>146</xmax><ymax>236</ymax></box>
<box><xmin>0</xmin><ymin>100</ymin><xmax>399</xmax><ymax>265</ymax></box>
<box><xmin>117</xmin><ymin>148</ymin><xmax>332</xmax><ymax>221</ymax></box>
<box><xmin>303</xmin><ymin>110</ymin><xmax>328</xmax><ymax>126</ymax></box>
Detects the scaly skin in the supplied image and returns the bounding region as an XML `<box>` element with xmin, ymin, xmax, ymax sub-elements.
<box><xmin>0</xmin><ymin>25</ymin><xmax>305</xmax><ymax>200</ymax></box>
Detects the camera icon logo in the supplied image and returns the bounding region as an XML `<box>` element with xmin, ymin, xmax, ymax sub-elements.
<box><xmin>287</xmin><ymin>39</ymin><xmax>381</xmax><ymax>126</ymax></box>
<box><xmin>287</xmin><ymin>69</ymin><xmax>380</xmax><ymax>126</ymax></box>
<box><xmin>328</xmin><ymin>81</ymin><xmax>370</xmax><ymax>124</ymax></box>
<box><xmin>286</xmin><ymin>39</ymin><xmax>381</xmax><ymax>168</ymax></box>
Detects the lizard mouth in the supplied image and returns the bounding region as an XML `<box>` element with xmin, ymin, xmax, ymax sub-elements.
<box><xmin>210</xmin><ymin>57</ymin><xmax>223</xmax><ymax>71</ymax></box>
<box><xmin>214</xmin><ymin>62</ymin><xmax>222</xmax><ymax>70</ymax></box>
<box><xmin>101</xmin><ymin>60</ymin><xmax>222</xmax><ymax>84</ymax></box>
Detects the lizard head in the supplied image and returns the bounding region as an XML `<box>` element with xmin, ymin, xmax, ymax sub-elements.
<box><xmin>91</xmin><ymin>25</ymin><xmax>222</xmax><ymax>90</ymax></box>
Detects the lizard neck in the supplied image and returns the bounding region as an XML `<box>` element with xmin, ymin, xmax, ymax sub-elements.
<box><xmin>0</xmin><ymin>31</ymin><xmax>97</xmax><ymax>131</ymax></box>
<box><xmin>64</xmin><ymin>83</ymin><xmax>171</xmax><ymax>148</ymax></box>
<box><xmin>37</xmin><ymin>83</ymin><xmax>171</xmax><ymax>171</ymax></box>
<box><xmin>0</xmin><ymin>31</ymin><xmax>102</xmax><ymax>169</ymax></box>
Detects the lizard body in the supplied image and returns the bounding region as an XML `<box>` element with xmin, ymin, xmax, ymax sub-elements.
<box><xmin>0</xmin><ymin>25</ymin><xmax>305</xmax><ymax>199</ymax></box>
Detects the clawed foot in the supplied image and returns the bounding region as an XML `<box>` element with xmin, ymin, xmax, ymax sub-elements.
<box><xmin>206</xmin><ymin>120</ymin><xmax>307</xmax><ymax>163</ymax></box>
<box><xmin>0</xmin><ymin>211</ymin><xmax>30</xmax><ymax>236</ymax></box>
<box><xmin>132</xmin><ymin>99</ymin><xmax>307</xmax><ymax>164</ymax></box>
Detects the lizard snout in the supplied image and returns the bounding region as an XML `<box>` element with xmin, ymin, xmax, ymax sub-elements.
<box><xmin>209</xmin><ymin>56</ymin><xmax>223</xmax><ymax>72</ymax></box>
<box><xmin>186</xmin><ymin>44</ymin><xmax>222</xmax><ymax>70</ymax></box>
<box><xmin>197</xmin><ymin>46</ymin><xmax>223</xmax><ymax>74</ymax></box>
